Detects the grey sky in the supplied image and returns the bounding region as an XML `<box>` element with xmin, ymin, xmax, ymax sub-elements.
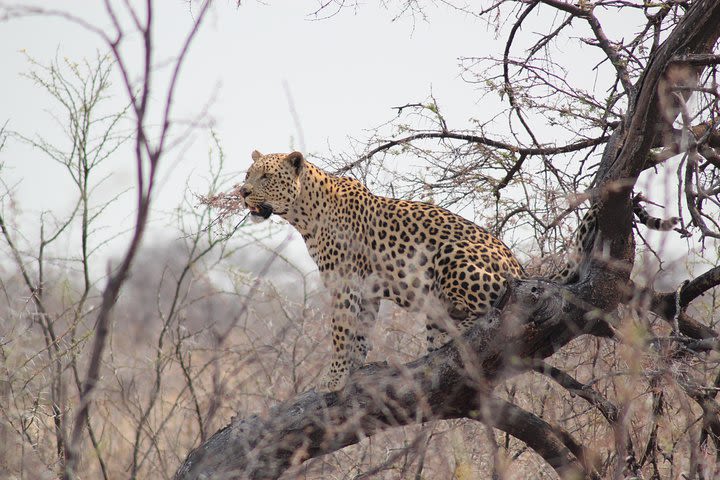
<box><xmin>0</xmin><ymin>1</ymin><xmax>697</xmax><ymax>278</ymax></box>
<box><xmin>0</xmin><ymin>1</ymin><xmax>514</xmax><ymax>278</ymax></box>
<box><xmin>0</xmin><ymin>2</ymin><xmax>492</xmax><ymax>212</ymax></box>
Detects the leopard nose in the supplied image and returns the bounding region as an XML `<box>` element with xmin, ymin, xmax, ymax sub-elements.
<box><xmin>239</xmin><ymin>185</ymin><xmax>252</xmax><ymax>198</ymax></box>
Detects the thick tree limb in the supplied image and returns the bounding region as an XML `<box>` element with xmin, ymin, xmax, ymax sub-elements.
<box><xmin>645</xmin><ymin>122</ymin><xmax>720</xmax><ymax>169</ymax></box>
<box><xmin>672</xmin><ymin>53</ymin><xmax>720</xmax><ymax>66</ymax></box>
<box><xmin>592</xmin><ymin>0</ymin><xmax>720</xmax><ymax>264</ymax></box>
<box><xmin>651</xmin><ymin>265</ymin><xmax>720</xmax><ymax>340</ymax></box>
<box><xmin>174</xmin><ymin>278</ymin><xmax>613</xmax><ymax>479</ymax></box>
<box><xmin>489</xmin><ymin>398</ymin><xmax>600</xmax><ymax>480</ymax></box>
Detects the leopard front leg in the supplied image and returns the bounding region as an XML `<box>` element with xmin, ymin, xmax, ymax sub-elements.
<box><xmin>320</xmin><ymin>289</ymin><xmax>379</xmax><ymax>392</ymax></box>
<box><xmin>350</xmin><ymin>297</ymin><xmax>379</xmax><ymax>368</ymax></box>
<box><xmin>425</xmin><ymin>301</ymin><xmax>473</xmax><ymax>352</ymax></box>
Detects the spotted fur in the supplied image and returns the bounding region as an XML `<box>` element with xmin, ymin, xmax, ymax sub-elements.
<box><xmin>241</xmin><ymin>151</ymin><xmax>526</xmax><ymax>389</ymax></box>
<box><xmin>240</xmin><ymin>151</ymin><xmax>581</xmax><ymax>390</ymax></box>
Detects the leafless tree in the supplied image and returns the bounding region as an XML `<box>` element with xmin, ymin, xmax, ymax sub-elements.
<box><xmin>0</xmin><ymin>10</ymin><xmax>329</xmax><ymax>478</ymax></box>
<box><xmin>175</xmin><ymin>1</ymin><xmax>720</xmax><ymax>479</ymax></box>
<box><xmin>0</xmin><ymin>1</ymin><xmax>214</xmax><ymax>478</ymax></box>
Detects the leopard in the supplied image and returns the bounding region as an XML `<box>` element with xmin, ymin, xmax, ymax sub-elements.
<box><xmin>239</xmin><ymin>150</ymin><xmax>677</xmax><ymax>391</ymax></box>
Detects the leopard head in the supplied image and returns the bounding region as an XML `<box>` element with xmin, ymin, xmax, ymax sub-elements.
<box><xmin>240</xmin><ymin>150</ymin><xmax>305</xmax><ymax>223</ymax></box>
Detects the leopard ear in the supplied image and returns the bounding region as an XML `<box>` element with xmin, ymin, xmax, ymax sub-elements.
<box><xmin>251</xmin><ymin>150</ymin><xmax>263</xmax><ymax>161</ymax></box>
<box><xmin>285</xmin><ymin>151</ymin><xmax>305</xmax><ymax>175</ymax></box>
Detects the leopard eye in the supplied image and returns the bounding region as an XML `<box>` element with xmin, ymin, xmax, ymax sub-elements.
<box><xmin>260</xmin><ymin>173</ymin><xmax>270</xmax><ymax>180</ymax></box>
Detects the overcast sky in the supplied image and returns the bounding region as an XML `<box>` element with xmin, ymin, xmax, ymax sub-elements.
<box><xmin>0</xmin><ymin>1</ymin><xmax>696</xmax><ymax>281</ymax></box>
<box><xmin>0</xmin><ymin>2</ymin><xmax>495</xmax><ymax>209</ymax></box>
<box><xmin>0</xmin><ymin>1</ymin><xmax>515</xmax><ymax>266</ymax></box>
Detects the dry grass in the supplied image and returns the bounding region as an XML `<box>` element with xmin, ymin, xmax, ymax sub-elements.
<box><xmin>3</xmin><ymin>236</ymin><xmax>717</xmax><ymax>479</ymax></box>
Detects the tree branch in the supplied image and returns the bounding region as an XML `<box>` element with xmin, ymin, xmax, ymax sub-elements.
<box><xmin>650</xmin><ymin>265</ymin><xmax>720</xmax><ymax>340</ymax></box>
<box><xmin>174</xmin><ymin>276</ymin><xmax>616</xmax><ymax>479</ymax></box>
<box><xmin>672</xmin><ymin>53</ymin><xmax>720</xmax><ymax>66</ymax></box>
<box><xmin>607</xmin><ymin>0</ymin><xmax>720</xmax><ymax>182</ymax></box>
<box><xmin>337</xmin><ymin>132</ymin><xmax>611</xmax><ymax>175</ymax></box>
<box><xmin>533</xmin><ymin>361</ymin><xmax>618</xmax><ymax>424</ymax></box>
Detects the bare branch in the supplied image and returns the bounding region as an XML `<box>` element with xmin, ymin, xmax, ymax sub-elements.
<box><xmin>672</xmin><ymin>53</ymin><xmax>720</xmax><ymax>66</ymax></box>
<box><xmin>337</xmin><ymin>131</ymin><xmax>611</xmax><ymax>175</ymax></box>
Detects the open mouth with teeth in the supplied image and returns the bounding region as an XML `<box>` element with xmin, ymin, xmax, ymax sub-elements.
<box><xmin>247</xmin><ymin>203</ymin><xmax>273</xmax><ymax>219</ymax></box>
